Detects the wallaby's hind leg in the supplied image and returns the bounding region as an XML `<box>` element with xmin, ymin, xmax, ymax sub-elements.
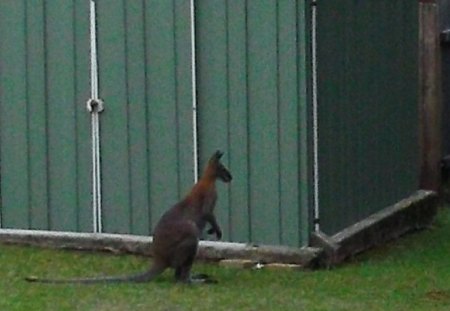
<box><xmin>175</xmin><ymin>262</ymin><xmax>193</xmax><ymax>283</ymax></box>
<box><xmin>172</xmin><ymin>236</ymin><xmax>197</xmax><ymax>283</ymax></box>
<box><xmin>175</xmin><ymin>261</ymin><xmax>217</xmax><ymax>284</ymax></box>
<box><xmin>172</xmin><ymin>239</ymin><xmax>217</xmax><ymax>284</ymax></box>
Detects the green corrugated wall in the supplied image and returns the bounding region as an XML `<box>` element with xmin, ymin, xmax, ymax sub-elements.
<box><xmin>316</xmin><ymin>0</ymin><xmax>419</xmax><ymax>234</ymax></box>
<box><xmin>195</xmin><ymin>0</ymin><xmax>310</xmax><ymax>246</ymax></box>
<box><xmin>0</xmin><ymin>0</ymin><xmax>195</xmax><ymax>236</ymax></box>
<box><xmin>0</xmin><ymin>1</ymin><xmax>92</xmax><ymax>232</ymax></box>
<box><xmin>0</xmin><ymin>0</ymin><xmax>421</xmax><ymax>247</ymax></box>
<box><xmin>95</xmin><ymin>1</ymin><xmax>195</xmax><ymax>235</ymax></box>
<box><xmin>0</xmin><ymin>0</ymin><xmax>310</xmax><ymax>246</ymax></box>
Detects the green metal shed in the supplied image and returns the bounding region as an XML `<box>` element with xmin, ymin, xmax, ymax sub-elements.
<box><xmin>0</xmin><ymin>0</ymin><xmax>419</xmax><ymax>248</ymax></box>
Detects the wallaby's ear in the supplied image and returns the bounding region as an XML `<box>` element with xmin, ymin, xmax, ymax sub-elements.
<box><xmin>215</xmin><ymin>150</ymin><xmax>224</xmax><ymax>159</ymax></box>
<box><xmin>210</xmin><ymin>150</ymin><xmax>224</xmax><ymax>162</ymax></box>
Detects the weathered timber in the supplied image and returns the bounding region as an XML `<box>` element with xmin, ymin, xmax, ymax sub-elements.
<box><xmin>419</xmin><ymin>1</ymin><xmax>443</xmax><ymax>191</ymax></box>
<box><xmin>0</xmin><ymin>229</ymin><xmax>322</xmax><ymax>268</ymax></box>
<box><xmin>311</xmin><ymin>190</ymin><xmax>439</xmax><ymax>266</ymax></box>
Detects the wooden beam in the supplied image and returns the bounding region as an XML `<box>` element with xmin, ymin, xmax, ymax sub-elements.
<box><xmin>419</xmin><ymin>0</ymin><xmax>443</xmax><ymax>190</ymax></box>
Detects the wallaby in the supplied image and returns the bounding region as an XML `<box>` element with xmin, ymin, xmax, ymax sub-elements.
<box><xmin>25</xmin><ymin>150</ymin><xmax>232</xmax><ymax>284</ymax></box>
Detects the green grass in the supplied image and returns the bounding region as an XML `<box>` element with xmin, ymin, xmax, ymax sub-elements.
<box><xmin>2</xmin><ymin>209</ymin><xmax>450</xmax><ymax>311</ymax></box>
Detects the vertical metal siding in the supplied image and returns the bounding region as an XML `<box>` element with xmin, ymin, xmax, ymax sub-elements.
<box><xmin>316</xmin><ymin>0</ymin><xmax>419</xmax><ymax>234</ymax></box>
<box><xmin>74</xmin><ymin>1</ymin><xmax>92</xmax><ymax>233</ymax></box>
<box><xmin>96</xmin><ymin>0</ymin><xmax>194</xmax><ymax>234</ymax></box>
<box><xmin>0</xmin><ymin>1</ymin><xmax>92</xmax><ymax>231</ymax></box>
<box><xmin>0</xmin><ymin>0</ymin><xmax>421</xmax><ymax>248</ymax></box>
<box><xmin>0</xmin><ymin>1</ymin><xmax>195</xmax><ymax>235</ymax></box>
<box><xmin>46</xmin><ymin>1</ymin><xmax>79</xmax><ymax>231</ymax></box>
<box><xmin>195</xmin><ymin>0</ymin><xmax>310</xmax><ymax>246</ymax></box>
<box><xmin>96</xmin><ymin>1</ymin><xmax>131</xmax><ymax>234</ymax></box>
<box><xmin>0</xmin><ymin>1</ymin><xmax>29</xmax><ymax>229</ymax></box>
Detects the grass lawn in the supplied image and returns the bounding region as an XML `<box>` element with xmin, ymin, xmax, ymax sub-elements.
<box><xmin>1</xmin><ymin>208</ymin><xmax>450</xmax><ymax>311</ymax></box>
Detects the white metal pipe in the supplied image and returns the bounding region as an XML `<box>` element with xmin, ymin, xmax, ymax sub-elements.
<box><xmin>190</xmin><ymin>0</ymin><xmax>199</xmax><ymax>182</ymax></box>
<box><xmin>91</xmin><ymin>114</ymin><xmax>98</xmax><ymax>232</ymax></box>
<box><xmin>311</xmin><ymin>0</ymin><xmax>320</xmax><ymax>232</ymax></box>
<box><xmin>90</xmin><ymin>0</ymin><xmax>99</xmax><ymax>100</ymax></box>
<box><xmin>89</xmin><ymin>0</ymin><xmax>102</xmax><ymax>233</ymax></box>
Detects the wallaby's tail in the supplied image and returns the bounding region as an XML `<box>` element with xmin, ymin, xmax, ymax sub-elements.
<box><xmin>25</xmin><ymin>264</ymin><xmax>166</xmax><ymax>284</ymax></box>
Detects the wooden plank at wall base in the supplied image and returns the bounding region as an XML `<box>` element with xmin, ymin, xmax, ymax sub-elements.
<box><xmin>418</xmin><ymin>2</ymin><xmax>443</xmax><ymax>191</ymax></box>
<box><xmin>0</xmin><ymin>1</ymin><xmax>30</xmax><ymax>229</ymax></box>
<box><xmin>0</xmin><ymin>230</ymin><xmax>322</xmax><ymax>267</ymax></box>
<box><xmin>311</xmin><ymin>190</ymin><xmax>438</xmax><ymax>266</ymax></box>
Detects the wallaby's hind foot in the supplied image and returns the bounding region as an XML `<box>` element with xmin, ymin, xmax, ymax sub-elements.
<box><xmin>190</xmin><ymin>273</ymin><xmax>218</xmax><ymax>284</ymax></box>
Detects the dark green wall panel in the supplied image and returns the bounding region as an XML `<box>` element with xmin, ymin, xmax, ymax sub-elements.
<box><xmin>316</xmin><ymin>0</ymin><xmax>419</xmax><ymax>234</ymax></box>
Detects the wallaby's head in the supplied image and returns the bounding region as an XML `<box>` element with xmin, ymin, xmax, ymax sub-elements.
<box><xmin>206</xmin><ymin>150</ymin><xmax>232</xmax><ymax>183</ymax></box>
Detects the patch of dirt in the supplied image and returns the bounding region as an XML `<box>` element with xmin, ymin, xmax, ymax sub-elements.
<box><xmin>425</xmin><ymin>289</ymin><xmax>450</xmax><ymax>302</ymax></box>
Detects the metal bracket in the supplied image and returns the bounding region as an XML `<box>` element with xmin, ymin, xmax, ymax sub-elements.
<box><xmin>86</xmin><ymin>98</ymin><xmax>105</xmax><ymax>113</ymax></box>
